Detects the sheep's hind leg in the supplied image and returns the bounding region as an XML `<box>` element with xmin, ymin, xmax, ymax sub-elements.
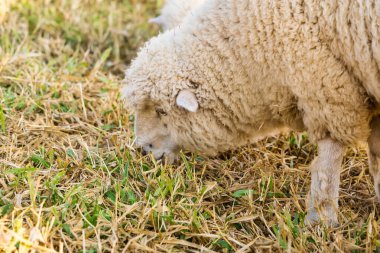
<box><xmin>368</xmin><ymin>116</ymin><xmax>380</xmax><ymax>202</ymax></box>
<box><xmin>305</xmin><ymin>138</ymin><xmax>344</xmax><ymax>227</ymax></box>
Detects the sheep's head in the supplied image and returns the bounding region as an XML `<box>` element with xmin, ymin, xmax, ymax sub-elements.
<box><xmin>129</xmin><ymin>99</ymin><xmax>181</xmax><ymax>164</ymax></box>
<box><xmin>122</xmin><ymin>31</ymin><xmax>236</xmax><ymax>163</ymax></box>
<box><xmin>122</xmin><ymin>81</ymin><xmax>204</xmax><ymax>163</ymax></box>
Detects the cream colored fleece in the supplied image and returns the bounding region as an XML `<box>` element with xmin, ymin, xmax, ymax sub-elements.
<box><xmin>124</xmin><ymin>0</ymin><xmax>376</xmax><ymax>156</ymax></box>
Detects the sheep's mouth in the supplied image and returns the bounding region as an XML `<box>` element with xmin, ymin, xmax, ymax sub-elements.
<box><xmin>156</xmin><ymin>151</ymin><xmax>179</xmax><ymax>165</ymax></box>
<box><xmin>137</xmin><ymin>146</ymin><xmax>179</xmax><ymax>164</ymax></box>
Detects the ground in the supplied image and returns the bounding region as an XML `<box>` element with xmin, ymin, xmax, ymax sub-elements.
<box><xmin>0</xmin><ymin>0</ymin><xmax>379</xmax><ymax>252</ymax></box>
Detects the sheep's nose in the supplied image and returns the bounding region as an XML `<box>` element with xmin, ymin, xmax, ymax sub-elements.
<box><xmin>139</xmin><ymin>144</ymin><xmax>153</xmax><ymax>156</ymax></box>
<box><xmin>136</xmin><ymin>147</ymin><xmax>148</xmax><ymax>156</ymax></box>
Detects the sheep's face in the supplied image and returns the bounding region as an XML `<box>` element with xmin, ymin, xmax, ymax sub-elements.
<box><xmin>133</xmin><ymin>101</ymin><xmax>180</xmax><ymax>163</ymax></box>
<box><xmin>124</xmin><ymin>87</ymin><xmax>207</xmax><ymax>163</ymax></box>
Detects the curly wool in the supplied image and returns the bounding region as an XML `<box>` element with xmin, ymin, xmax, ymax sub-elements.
<box><xmin>124</xmin><ymin>0</ymin><xmax>379</xmax><ymax>155</ymax></box>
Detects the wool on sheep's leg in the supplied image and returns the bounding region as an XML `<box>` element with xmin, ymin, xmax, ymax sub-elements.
<box><xmin>305</xmin><ymin>138</ymin><xmax>344</xmax><ymax>227</ymax></box>
<box><xmin>368</xmin><ymin>116</ymin><xmax>380</xmax><ymax>202</ymax></box>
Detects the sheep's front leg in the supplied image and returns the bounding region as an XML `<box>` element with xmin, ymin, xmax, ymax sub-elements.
<box><xmin>368</xmin><ymin>116</ymin><xmax>380</xmax><ymax>202</ymax></box>
<box><xmin>305</xmin><ymin>138</ymin><xmax>344</xmax><ymax>227</ymax></box>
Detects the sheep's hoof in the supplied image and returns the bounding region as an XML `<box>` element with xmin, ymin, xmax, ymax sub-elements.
<box><xmin>304</xmin><ymin>208</ymin><xmax>339</xmax><ymax>228</ymax></box>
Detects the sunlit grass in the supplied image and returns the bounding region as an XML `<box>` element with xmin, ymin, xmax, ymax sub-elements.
<box><xmin>0</xmin><ymin>0</ymin><xmax>379</xmax><ymax>252</ymax></box>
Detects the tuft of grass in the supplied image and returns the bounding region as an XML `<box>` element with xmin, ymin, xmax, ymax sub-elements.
<box><xmin>0</xmin><ymin>105</ymin><xmax>5</xmax><ymax>132</ymax></box>
<box><xmin>0</xmin><ymin>0</ymin><xmax>380</xmax><ymax>252</ymax></box>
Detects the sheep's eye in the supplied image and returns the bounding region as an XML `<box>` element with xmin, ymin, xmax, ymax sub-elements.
<box><xmin>155</xmin><ymin>108</ymin><xmax>167</xmax><ymax>116</ymax></box>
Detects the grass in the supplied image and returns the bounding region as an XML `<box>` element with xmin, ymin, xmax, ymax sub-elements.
<box><xmin>0</xmin><ymin>0</ymin><xmax>380</xmax><ymax>252</ymax></box>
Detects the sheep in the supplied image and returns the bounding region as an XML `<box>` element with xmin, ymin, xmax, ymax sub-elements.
<box><xmin>149</xmin><ymin>0</ymin><xmax>205</xmax><ymax>30</ymax></box>
<box><xmin>122</xmin><ymin>0</ymin><xmax>380</xmax><ymax>226</ymax></box>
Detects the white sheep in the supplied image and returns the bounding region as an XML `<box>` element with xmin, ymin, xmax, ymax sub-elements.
<box><xmin>149</xmin><ymin>0</ymin><xmax>205</xmax><ymax>30</ymax></box>
<box><xmin>123</xmin><ymin>0</ymin><xmax>380</xmax><ymax>226</ymax></box>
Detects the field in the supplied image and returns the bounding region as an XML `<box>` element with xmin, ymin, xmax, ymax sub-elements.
<box><xmin>0</xmin><ymin>0</ymin><xmax>380</xmax><ymax>252</ymax></box>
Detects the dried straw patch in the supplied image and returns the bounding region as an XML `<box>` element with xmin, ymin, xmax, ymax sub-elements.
<box><xmin>0</xmin><ymin>0</ymin><xmax>380</xmax><ymax>252</ymax></box>
<box><xmin>0</xmin><ymin>0</ymin><xmax>14</xmax><ymax>23</ymax></box>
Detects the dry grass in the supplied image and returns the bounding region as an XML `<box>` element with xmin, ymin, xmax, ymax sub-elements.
<box><xmin>0</xmin><ymin>0</ymin><xmax>380</xmax><ymax>252</ymax></box>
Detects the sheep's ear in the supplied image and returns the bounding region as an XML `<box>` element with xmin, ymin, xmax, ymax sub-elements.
<box><xmin>176</xmin><ymin>90</ymin><xmax>199</xmax><ymax>112</ymax></box>
<box><xmin>149</xmin><ymin>16</ymin><xmax>164</xmax><ymax>25</ymax></box>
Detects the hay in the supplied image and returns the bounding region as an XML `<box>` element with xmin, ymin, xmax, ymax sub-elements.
<box><xmin>0</xmin><ymin>0</ymin><xmax>379</xmax><ymax>252</ymax></box>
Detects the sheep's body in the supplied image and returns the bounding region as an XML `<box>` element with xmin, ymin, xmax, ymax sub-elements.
<box><xmin>123</xmin><ymin>0</ymin><xmax>380</xmax><ymax>225</ymax></box>
<box><xmin>150</xmin><ymin>0</ymin><xmax>205</xmax><ymax>30</ymax></box>
<box><xmin>130</xmin><ymin>0</ymin><xmax>374</xmax><ymax>148</ymax></box>
<box><xmin>320</xmin><ymin>1</ymin><xmax>380</xmax><ymax>104</ymax></box>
